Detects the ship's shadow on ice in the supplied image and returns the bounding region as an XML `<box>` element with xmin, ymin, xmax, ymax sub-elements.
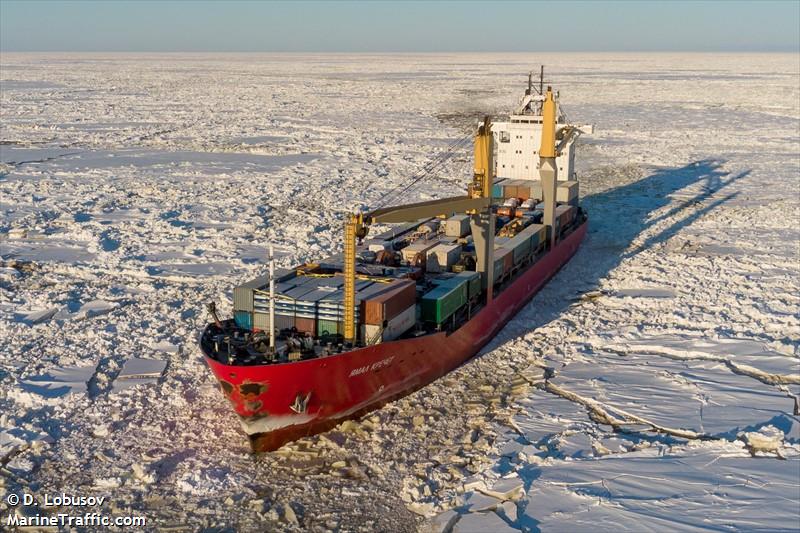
<box><xmin>484</xmin><ymin>158</ymin><xmax>750</xmax><ymax>349</ymax></box>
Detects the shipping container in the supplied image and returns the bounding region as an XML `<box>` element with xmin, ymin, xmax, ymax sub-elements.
<box><xmin>507</xmin><ymin>231</ymin><xmax>532</xmax><ymax>265</ymax></box>
<box><xmin>557</xmin><ymin>181</ymin><xmax>579</xmax><ymax>206</ymax></box>
<box><xmin>253</xmin><ymin>311</ymin><xmax>270</xmax><ymax>331</ymax></box>
<box><xmin>361</xmin><ymin>279</ymin><xmax>417</xmax><ymax>325</ymax></box>
<box><xmin>444</xmin><ymin>214</ymin><xmax>470</xmax><ymax>238</ymax></box>
<box><xmin>492</xmin><ymin>183</ymin><xmax>503</xmax><ymax>198</ymax></box>
<box><xmin>317</xmin><ymin>319</ymin><xmax>341</xmax><ymax>337</ymax></box>
<box><xmin>503</xmin><ymin>185</ymin><xmax>518</xmax><ymax>199</ymax></box>
<box><xmin>426</xmin><ymin>243</ymin><xmax>462</xmax><ymax>273</ymax></box>
<box><xmin>555</xmin><ymin>204</ymin><xmax>576</xmax><ymax>231</ymax></box>
<box><xmin>453</xmin><ymin>271</ymin><xmax>481</xmax><ymax>299</ymax></box>
<box><xmin>294</xmin><ymin>316</ymin><xmax>316</xmax><ymax>336</ymax></box>
<box><xmin>420</xmin><ymin>283</ymin><xmax>467</xmax><ymax>324</ymax></box>
<box><xmin>494</xmin><ymin>247</ymin><xmax>513</xmax><ymax>276</ymax></box>
<box><xmin>234</xmin><ymin>311</ymin><xmax>252</xmax><ymax>330</ymax></box>
<box><xmin>233</xmin><ymin>286</ymin><xmax>254</xmax><ymax>312</ymax></box>
<box><xmin>433</xmin><ymin>276</ymin><xmax>469</xmax><ymax>304</ymax></box>
<box><xmin>514</xmin><ymin>183</ymin><xmax>532</xmax><ymax>200</ymax></box>
<box><xmin>274</xmin><ymin>313</ymin><xmax>295</xmax><ymax>332</ymax></box>
<box><xmin>252</xmin><ymin>311</ymin><xmax>300</xmax><ymax>333</ymax></box>
<box><xmin>524</xmin><ymin>223</ymin><xmax>547</xmax><ymax>249</ymax></box>
<box><xmin>362</xmin><ymin>304</ymin><xmax>416</xmax><ymax>344</ymax></box>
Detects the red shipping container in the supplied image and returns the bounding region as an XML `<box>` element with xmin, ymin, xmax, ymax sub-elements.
<box><xmin>294</xmin><ymin>316</ymin><xmax>316</xmax><ymax>336</ymax></box>
<box><xmin>361</xmin><ymin>279</ymin><xmax>417</xmax><ymax>325</ymax></box>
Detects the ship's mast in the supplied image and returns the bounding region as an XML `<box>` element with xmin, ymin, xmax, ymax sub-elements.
<box><xmin>539</xmin><ymin>65</ymin><xmax>544</xmax><ymax>95</ymax></box>
<box><xmin>469</xmin><ymin>116</ymin><xmax>495</xmax><ymax>303</ymax></box>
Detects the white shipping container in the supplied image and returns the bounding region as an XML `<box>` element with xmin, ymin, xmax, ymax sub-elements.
<box><xmin>557</xmin><ymin>181</ymin><xmax>579</xmax><ymax>205</ymax></box>
<box><xmin>426</xmin><ymin>243</ymin><xmax>462</xmax><ymax>273</ymax></box>
<box><xmin>444</xmin><ymin>214</ymin><xmax>470</xmax><ymax>238</ymax></box>
<box><xmin>362</xmin><ymin>304</ymin><xmax>416</xmax><ymax>344</ymax></box>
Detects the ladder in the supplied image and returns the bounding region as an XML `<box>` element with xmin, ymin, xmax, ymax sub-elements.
<box><xmin>343</xmin><ymin>216</ymin><xmax>357</xmax><ymax>343</ymax></box>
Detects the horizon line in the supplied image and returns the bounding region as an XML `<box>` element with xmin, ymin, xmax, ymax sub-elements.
<box><xmin>3</xmin><ymin>49</ymin><xmax>798</xmax><ymax>54</ymax></box>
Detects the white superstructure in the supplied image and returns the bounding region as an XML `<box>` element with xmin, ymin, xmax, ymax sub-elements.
<box><xmin>492</xmin><ymin>73</ymin><xmax>593</xmax><ymax>182</ymax></box>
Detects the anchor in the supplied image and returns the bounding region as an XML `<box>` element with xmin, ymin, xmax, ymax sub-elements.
<box><xmin>290</xmin><ymin>391</ymin><xmax>312</xmax><ymax>414</ymax></box>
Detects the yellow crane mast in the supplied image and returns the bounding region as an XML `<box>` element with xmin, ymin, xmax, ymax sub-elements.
<box><xmin>539</xmin><ymin>87</ymin><xmax>559</xmax><ymax>246</ymax></box>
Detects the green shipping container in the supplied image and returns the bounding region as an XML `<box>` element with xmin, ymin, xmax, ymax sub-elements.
<box><xmin>421</xmin><ymin>283</ymin><xmax>467</xmax><ymax>324</ymax></box>
<box><xmin>317</xmin><ymin>319</ymin><xmax>341</xmax><ymax>337</ymax></box>
<box><xmin>453</xmin><ymin>271</ymin><xmax>481</xmax><ymax>299</ymax></box>
<box><xmin>434</xmin><ymin>276</ymin><xmax>469</xmax><ymax>303</ymax></box>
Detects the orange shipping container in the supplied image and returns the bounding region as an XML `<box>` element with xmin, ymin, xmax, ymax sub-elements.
<box><xmin>361</xmin><ymin>279</ymin><xmax>417</xmax><ymax>325</ymax></box>
<box><xmin>294</xmin><ymin>316</ymin><xmax>316</xmax><ymax>336</ymax></box>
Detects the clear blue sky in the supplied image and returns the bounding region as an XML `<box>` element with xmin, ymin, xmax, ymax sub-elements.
<box><xmin>1</xmin><ymin>0</ymin><xmax>798</xmax><ymax>52</ymax></box>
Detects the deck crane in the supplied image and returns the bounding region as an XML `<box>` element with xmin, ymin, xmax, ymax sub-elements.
<box><xmin>342</xmin><ymin>117</ymin><xmax>496</xmax><ymax>344</ymax></box>
<box><xmin>538</xmin><ymin>86</ymin><xmax>580</xmax><ymax>247</ymax></box>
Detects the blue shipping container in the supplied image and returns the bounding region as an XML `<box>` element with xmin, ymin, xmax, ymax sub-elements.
<box><xmin>234</xmin><ymin>311</ymin><xmax>252</xmax><ymax>330</ymax></box>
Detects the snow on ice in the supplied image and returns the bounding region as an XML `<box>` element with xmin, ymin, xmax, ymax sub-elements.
<box><xmin>1</xmin><ymin>52</ymin><xmax>798</xmax><ymax>531</ymax></box>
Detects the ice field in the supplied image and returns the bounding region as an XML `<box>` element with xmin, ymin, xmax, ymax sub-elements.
<box><xmin>1</xmin><ymin>53</ymin><xmax>799</xmax><ymax>531</ymax></box>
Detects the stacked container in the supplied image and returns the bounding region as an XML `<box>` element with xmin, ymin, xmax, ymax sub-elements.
<box><xmin>444</xmin><ymin>214</ymin><xmax>471</xmax><ymax>238</ymax></box>
<box><xmin>557</xmin><ymin>181</ymin><xmax>580</xmax><ymax>206</ymax></box>
<box><xmin>361</xmin><ymin>279</ymin><xmax>417</xmax><ymax>344</ymax></box>
<box><xmin>426</xmin><ymin>243</ymin><xmax>462</xmax><ymax>273</ymax></box>
<box><xmin>555</xmin><ymin>204</ymin><xmax>576</xmax><ymax>234</ymax></box>
<box><xmin>451</xmin><ymin>271</ymin><xmax>481</xmax><ymax>299</ymax></box>
<box><xmin>505</xmin><ymin>229</ymin><xmax>532</xmax><ymax>265</ymax></box>
<box><xmin>421</xmin><ymin>277</ymin><xmax>468</xmax><ymax>325</ymax></box>
<box><xmin>493</xmin><ymin>247</ymin><xmax>514</xmax><ymax>282</ymax></box>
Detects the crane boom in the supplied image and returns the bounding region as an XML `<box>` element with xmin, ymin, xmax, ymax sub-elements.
<box><xmin>367</xmin><ymin>196</ymin><xmax>489</xmax><ymax>224</ymax></box>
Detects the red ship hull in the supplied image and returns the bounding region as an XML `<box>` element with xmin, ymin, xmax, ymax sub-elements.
<box><xmin>203</xmin><ymin>220</ymin><xmax>587</xmax><ymax>452</ymax></box>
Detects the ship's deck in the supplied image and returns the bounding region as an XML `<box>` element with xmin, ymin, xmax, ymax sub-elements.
<box><xmin>202</xmin><ymin>209</ymin><xmax>586</xmax><ymax>367</ymax></box>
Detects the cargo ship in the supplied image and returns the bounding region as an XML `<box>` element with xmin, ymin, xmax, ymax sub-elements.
<box><xmin>201</xmin><ymin>73</ymin><xmax>593</xmax><ymax>452</ymax></box>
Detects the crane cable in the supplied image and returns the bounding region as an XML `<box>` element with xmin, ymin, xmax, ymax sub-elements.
<box><xmin>372</xmin><ymin>130</ymin><xmax>473</xmax><ymax>210</ymax></box>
